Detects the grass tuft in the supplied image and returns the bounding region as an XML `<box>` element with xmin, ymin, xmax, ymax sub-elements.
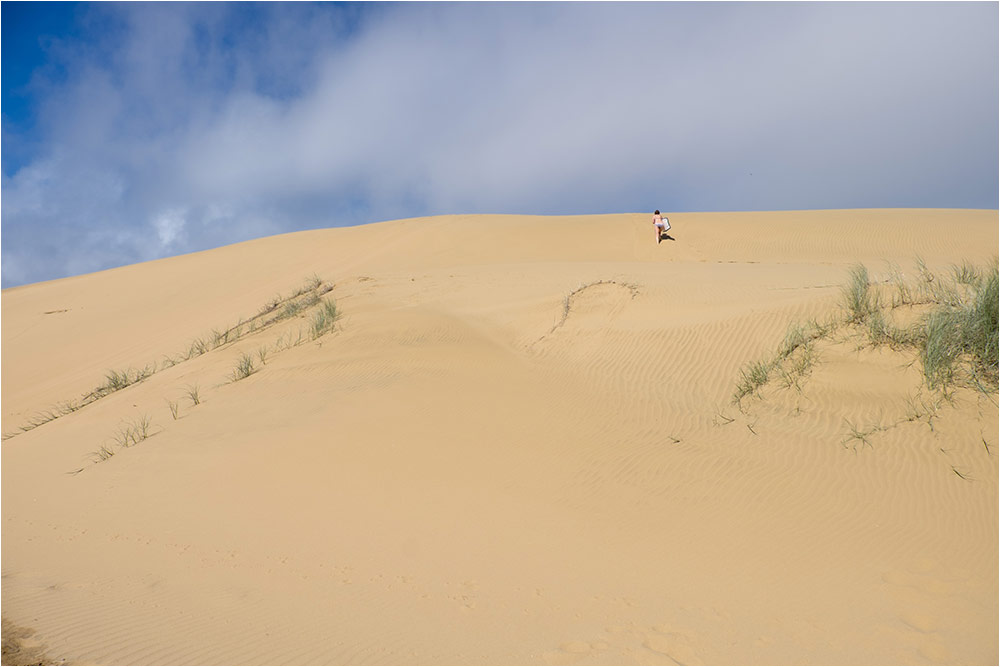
<box><xmin>231</xmin><ymin>353</ymin><xmax>256</xmax><ymax>381</ymax></box>
<box><xmin>731</xmin><ymin>258</ymin><xmax>998</xmax><ymax>406</ymax></box>
<box><xmin>733</xmin><ymin>359</ymin><xmax>772</xmax><ymax>404</ymax></box>
<box><xmin>310</xmin><ymin>298</ymin><xmax>340</xmax><ymax>339</ymax></box>
<box><xmin>8</xmin><ymin>275</ymin><xmax>341</xmax><ymax>441</ymax></box>
<box><xmin>919</xmin><ymin>261</ymin><xmax>998</xmax><ymax>389</ymax></box>
<box><xmin>952</xmin><ymin>261</ymin><xmax>980</xmax><ymax>286</ymax></box>
<box><xmin>111</xmin><ymin>414</ymin><xmax>152</xmax><ymax>449</ymax></box>
<box><xmin>91</xmin><ymin>444</ymin><xmax>116</xmax><ymax>462</ymax></box>
<box><xmin>96</xmin><ymin>365</ymin><xmax>154</xmax><ymax>397</ymax></box>
<box><xmin>842</xmin><ymin>418</ymin><xmax>880</xmax><ymax>451</ymax></box>
<box><xmin>282</xmin><ymin>300</ymin><xmax>305</xmax><ymax>319</ymax></box>
<box><xmin>842</xmin><ymin>264</ymin><xmax>877</xmax><ymax>324</ymax></box>
<box><xmin>188</xmin><ymin>338</ymin><xmax>209</xmax><ymax>358</ymax></box>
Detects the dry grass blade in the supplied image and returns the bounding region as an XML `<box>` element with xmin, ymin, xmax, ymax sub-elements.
<box><xmin>231</xmin><ymin>353</ymin><xmax>256</xmax><ymax>381</ymax></box>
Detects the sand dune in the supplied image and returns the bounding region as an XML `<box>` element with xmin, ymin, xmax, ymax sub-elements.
<box><xmin>2</xmin><ymin>209</ymin><xmax>997</xmax><ymax>665</ymax></box>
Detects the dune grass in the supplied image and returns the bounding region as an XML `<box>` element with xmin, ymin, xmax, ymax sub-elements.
<box><xmin>112</xmin><ymin>414</ymin><xmax>152</xmax><ymax>448</ymax></box>
<box><xmin>3</xmin><ymin>402</ymin><xmax>79</xmax><ymax>439</ymax></box>
<box><xmin>310</xmin><ymin>298</ymin><xmax>340</xmax><ymax>339</ymax></box>
<box><xmin>729</xmin><ymin>258</ymin><xmax>997</xmax><ymax>452</ymax></box>
<box><xmin>85</xmin><ymin>415</ymin><xmax>153</xmax><ymax>467</ymax></box>
<box><xmin>731</xmin><ymin>319</ymin><xmax>828</xmax><ymax>405</ymax></box>
<box><xmin>91</xmin><ymin>444</ymin><xmax>117</xmax><ymax>462</ymax></box>
<box><xmin>184</xmin><ymin>276</ymin><xmax>334</xmax><ymax>361</ymax></box>
<box><xmin>732</xmin><ymin>258</ymin><xmax>998</xmax><ymax>408</ymax></box>
<box><xmin>94</xmin><ymin>365</ymin><xmax>156</xmax><ymax>399</ymax></box>
<box><xmin>733</xmin><ymin>360</ymin><xmax>771</xmax><ymax>403</ymax></box>
<box><xmin>6</xmin><ymin>275</ymin><xmax>340</xmax><ymax>440</ymax></box>
<box><xmin>842</xmin><ymin>264</ymin><xmax>878</xmax><ymax>324</ymax></box>
<box><xmin>3</xmin><ymin>365</ymin><xmax>155</xmax><ymax>439</ymax></box>
<box><xmin>856</xmin><ymin>259</ymin><xmax>998</xmax><ymax>391</ymax></box>
<box><xmin>918</xmin><ymin>263</ymin><xmax>998</xmax><ymax>390</ymax></box>
<box><xmin>841</xmin><ymin>418</ymin><xmax>886</xmax><ymax>451</ymax></box>
<box><xmin>835</xmin><ymin>258</ymin><xmax>997</xmax><ymax>391</ymax></box>
<box><xmin>231</xmin><ymin>353</ymin><xmax>256</xmax><ymax>382</ymax></box>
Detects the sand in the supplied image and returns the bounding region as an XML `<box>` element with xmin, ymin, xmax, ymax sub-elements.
<box><xmin>2</xmin><ymin>209</ymin><xmax>997</xmax><ymax>665</ymax></box>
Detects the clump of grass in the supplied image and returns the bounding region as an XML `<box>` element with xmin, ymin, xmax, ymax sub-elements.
<box><xmin>726</xmin><ymin>257</ymin><xmax>996</xmax><ymax>458</ymax></box>
<box><xmin>102</xmin><ymin>369</ymin><xmax>132</xmax><ymax>392</ymax></box>
<box><xmin>902</xmin><ymin>392</ymin><xmax>942</xmax><ymax>431</ymax></box>
<box><xmin>258</xmin><ymin>346</ymin><xmax>269</xmax><ymax>366</ymax></box>
<box><xmin>112</xmin><ymin>414</ymin><xmax>153</xmax><ymax>449</ymax></box>
<box><xmin>2</xmin><ymin>402</ymin><xmax>81</xmax><ymax>439</ymax></box>
<box><xmin>300</xmin><ymin>292</ymin><xmax>321</xmax><ymax>310</ymax></box>
<box><xmin>865</xmin><ymin>309</ymin><xmax>893</xmax><ymax>347</ymax></box>
<box><xmin>838</xmin><ymin>259</ymin><xmax>997</xmax><ymax>392</ymax></box>
<box><xmin>186</xmin><ymin>384</ymin><xmax>201</xmax><ymax>406</ymax></box>
<box><xmin>282</xmin><ymin>300</ymin><xmax>305</xmax><ymax>319</ymax></box>
<box><xmin>777</xmin><ymin>342</ymin><xmax>818</xmax><ymax>392</ymax></box>
<box><xmin>7</xmin><ymin>275</ymin><xmax>340</xmax><ymax>441</ymax></box>
<box><xmin>210</xmin><ymin>325</ymin><xmax>242</xmax><ymax>349</ymax></box>
<box><xmin>842</xmin><ymin>264</ymin><xmax>878</xmax><ymax>324</ymax></box>
<box><xmin>188</xmin><ymin>338</ymin><xmax>209</xmax><ymax>358</ymax></box>
<box><xmin>916</xmin><ymin>260</ymin><xmax>998</xmax><ymax>390</ymax></box>
<box><xmin>302</xmin><ymin>274</ymin><xmax>323</xmax><ymax>293</ymax></box>
<box><xmin>231</xmin><ymin>353</ymin><xmax>256</xmax><ymax>381</ymax></box>
<box><xmin>778</xmin><ymin>323</ymin><xmax>810</xmax><ymax>359</ymax></box>
<box><xmin>921</xmin><ymin>309</ymin><xmax>965</xmax><ymax>388</ymax></box>
<box><xmin>841</xmin><ymin>418</ymin><xmax>884</xmax><ymax>451</ymax></box>
<box><xmin>135</xmin><ymin>414</ymin><xmax>152</xmax><ymax>438</ymax></box>
<box><xmin>913</xmin><ymin>257</ymin><xmax>963</xmax><ymax>308</ymax></box>
<box><xmin>95</xmin><ymin>365</ymin><xmax>155</xmax><ymax>398</ymax></box>
<box><xmin>310</xmin><ymin>298</ymin><xmax>340</xmax><ymax>339</ymax></box>
<box><xmin>885</xmin><ymin>262</ymin><xmax>914</xmax><ymax>308</ymax></box>
<box><xmin>182</xmin><ymin>275</ymin><xmax>332</xmax><ymax>362</ymax></box>
<box><xmin>952</xmin><ymin>261</ymin><xmax>980</xmax><ymax>286</ymax></box>
<box><xmin>968</xmin><ymin>262</ymin><xmax>999</xmax><ymax>381</ymax></box>
<box><xmin>91</xmin><ymin>444</ymin><xmax>116</xmax><ymax>462</ymax></box>
<box><xmin>733</xmin><ymin>359</ymin><xmax>772</xmax><ymax>404</ymax></box>
<box><xmin>920</xmin><ymin>293</ymin><xmax>996</xmax><ymax>388</ymax></box>
<box><xmin>89</xmin><ymin>415</ymin><xmax>153</xmax><ymax>465</ymax></box>
<box><xmin>732</xmin><ymin>320</ymin><xmax>829</xmax><ymax>404</ymax></box>
<box><xmin>167</xmin><ymin>399</ymin><xmax>180</xmax><ymax>420</ymax></box>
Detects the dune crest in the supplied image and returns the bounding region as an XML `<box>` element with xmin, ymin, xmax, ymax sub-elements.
<box><xmin>3</xmin><ymin>209</ymin><xmax>997</xmax><ymax>664</ymax></box>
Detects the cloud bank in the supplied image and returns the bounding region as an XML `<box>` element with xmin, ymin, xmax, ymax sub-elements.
<box><xmin>2</xmin><ymin>2</ymin><xmax>997</xmax><ymax>286</ymax></box>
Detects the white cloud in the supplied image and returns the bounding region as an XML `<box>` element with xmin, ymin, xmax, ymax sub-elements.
<box><xmin>152</xmin><ymin>208</ymin><xmax>187</xmax><ymax>249</ymax></box>
<box><xmin>2</xmin><ymin>2</ymin><xmax>997</xmax><ymax>286</ymax></box>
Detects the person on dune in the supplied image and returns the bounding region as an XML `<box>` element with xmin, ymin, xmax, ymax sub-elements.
<box><xmin>652</xmin><ymin>210</ymin><xmax>670</xmax><ymax>244</ymax></box>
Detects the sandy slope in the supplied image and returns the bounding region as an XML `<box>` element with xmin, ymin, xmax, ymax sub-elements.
<box><xmin>2</xmin><ymin>209</ymin><xmax>997</xmax><ymax>665</ymax></box>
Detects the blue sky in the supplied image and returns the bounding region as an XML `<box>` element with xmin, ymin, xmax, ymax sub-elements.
<box><xmin>2</xmin><ymin>2</ymin><xmax>998</xmax><ymax>287</ymax></box>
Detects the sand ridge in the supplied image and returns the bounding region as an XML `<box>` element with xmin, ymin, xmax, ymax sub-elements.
<box><xmin>2</xmin><ymin>209</ymin><xmax>997</xmax><ymax>664</ymax></box>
